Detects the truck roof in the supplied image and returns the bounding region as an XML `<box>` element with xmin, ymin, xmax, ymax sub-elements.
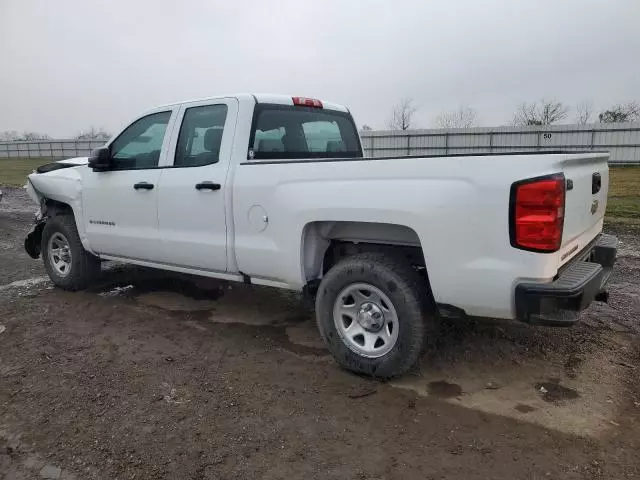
<box><xmin>157</xmin><ymin>93</ymin><xmax>349</xmax><ymax>113</ymax></box>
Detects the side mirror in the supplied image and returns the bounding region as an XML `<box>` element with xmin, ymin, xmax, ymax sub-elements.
<box><xmin>88</xmin><ymin>147</ymin><xmax>112</xmax><ymax>172</ymax></box>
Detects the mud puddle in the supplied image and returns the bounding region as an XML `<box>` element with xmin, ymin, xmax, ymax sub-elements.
<box><xmin>427</xmin><ymin>380</ymin><xmax>463</xmax><ymax>398</ymax></box>
<box><xmin>535</xmin><ymin>379</ymin><xmax>581</xmax><ymax>403</ymax></box>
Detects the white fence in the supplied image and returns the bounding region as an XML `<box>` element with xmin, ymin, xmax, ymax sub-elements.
<box><xmin>360</xmin><ymin>122</ymin><xmax>640</xmax><ymax>165</ymax></box>
<box><xmin>1</xmin><ymin>122</ymin><xmax>640</xmax><ymax>165</ymax></box>
<box><xmin>0</xmin><ymin>140</ymin><xmax>105</xmax><ymax>159</ymax></box>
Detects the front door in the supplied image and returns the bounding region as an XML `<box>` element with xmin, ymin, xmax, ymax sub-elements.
<box><xmin>82</xmin><ymin>108</ymin><xmax>177</xmax><ymax>260</ymax></box>
<box><xmin>156</xmin><ymin>98</ymin><xmax>238</xmax><ymax>271</ymax></box>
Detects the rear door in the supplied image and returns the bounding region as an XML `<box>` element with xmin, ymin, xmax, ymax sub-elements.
<box><xmin>156</xmin><ymin>98</ymin><xmax>238</xmax><ymax>271</ymax></box>
<box><xmin>559</xmin><ymin>153</ymin><xmax>609</xmax><ymax>263</ymax></box>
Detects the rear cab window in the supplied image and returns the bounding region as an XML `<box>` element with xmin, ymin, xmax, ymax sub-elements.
<box><xmin>248</xmin><ymin>104</ymin><xmax>363</xmax><ymax>161</ymax></box>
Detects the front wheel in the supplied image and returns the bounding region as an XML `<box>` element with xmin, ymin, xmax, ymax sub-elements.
<box><xmin>41</xmin><ymin>214</ymin><xmax>100</xmax><ymax>291</ymax></box>
<box><xmin>315</xmin><ymin>252</ymin><xmax>431</xmax><ymax>378</ymax></box>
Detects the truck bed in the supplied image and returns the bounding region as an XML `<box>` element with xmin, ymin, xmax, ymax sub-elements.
<box><xmin>233</xmin><ymin>151</ymin><xmax>609</xmax><ymax>319</ymax></box>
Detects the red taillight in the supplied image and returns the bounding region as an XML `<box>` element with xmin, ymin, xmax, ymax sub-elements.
<box><xmin>292</xmin><ymin>96</ymin><xmax>323</xmax><ymax>108</ymax></box>
<box><xmin>510</xmin><ymin>175</ymin><xmax>565</xmax><ymax>252</ymax></box>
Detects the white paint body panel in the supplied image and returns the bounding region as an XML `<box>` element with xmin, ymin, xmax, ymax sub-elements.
<box><xmin>26</xmin><ymin>94</ymin><xmax>610</xmax><ymax>321</ymax></box>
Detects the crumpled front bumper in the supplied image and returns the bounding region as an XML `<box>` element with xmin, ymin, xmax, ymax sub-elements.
<box><xmin>515</xmin><ymin>233</ymin><xmax>618</xmax><ymax>326</ymax></box>
<box><xmin>24</xmin><ymin>212</ymin><xmax>46</xmax><ymax>259</ymax></box>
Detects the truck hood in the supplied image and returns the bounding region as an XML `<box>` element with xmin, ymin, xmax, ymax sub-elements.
<box><xmin>36</xmin><ymin>157</ymin><xmax>89</xmax><ymax>173</ymax></box>
<box><xmin>59</xmin><ymin>156</ymin><xmax>89</xmax><ymax>165</ymax></box>
<box><xmin>58</xmin><ymin>156</ymin><xmax>89</xmax><ymax>165</ymax></box>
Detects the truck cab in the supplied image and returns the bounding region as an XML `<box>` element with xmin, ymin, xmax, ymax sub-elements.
<box><xmin>26</xmin><ymin>94</ymin><xmax>362</xmax><ymax>274</ymax></box>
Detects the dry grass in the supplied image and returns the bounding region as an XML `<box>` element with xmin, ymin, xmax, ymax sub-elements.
<box><xmin>606</xmin><ymin>166</ymin><xmax>640</xmax><ymax>227</ymax></box>
<box><xmin>0</xmin><ymin>158</ymin><xmax>53</xmax><ymax>186</ymax></box>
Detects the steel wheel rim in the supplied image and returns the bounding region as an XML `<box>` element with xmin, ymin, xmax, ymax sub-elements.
<box><xmin>48</xmin><ymin>232</ymin><xmax>72</xmax><ymax>277</ymax></box>
<box><xmin>333</xmin><ymin>283</ymin><xmax>400</xmax><ymax>358</ymax></box>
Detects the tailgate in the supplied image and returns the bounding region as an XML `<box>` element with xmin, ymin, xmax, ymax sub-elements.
<box><xmin>559</xmin><ymin>153</ymin><xmax>609</xmax><ymax>264</ymax></box>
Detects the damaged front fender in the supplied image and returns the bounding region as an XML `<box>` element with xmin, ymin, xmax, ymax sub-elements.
<box><xmin>23</xmin><ymin>157</ymin><xmax>95</xmax><ymax>257</ymax></box>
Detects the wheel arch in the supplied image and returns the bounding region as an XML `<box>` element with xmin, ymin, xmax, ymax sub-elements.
<box><xmin>38</xmin><ymin>198</ymin><xmax>94</xmax><ymax>255</ymax></box>
<box><xmin>301</xmin><ymin>220</ymin><xmax>424</xmax><ymax>275</ymax></box>
<box><xmin>25</xmin><ymin>198</ymin><xmax>76</xmax><ymax>259</ymax></box>
<box><xmin>44</xmin><ymin>198</ymin><xmax>74</xmax><ymax>216</ymax></box>
<box><xmin>300</xmin><ymin>220</ymin><xmax>435</xmax><ymax>307</ymax></box>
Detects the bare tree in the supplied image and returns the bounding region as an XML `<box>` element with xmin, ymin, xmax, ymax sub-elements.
<box><xmin>435</xmin><ymin>106</ymin><xmax>478</xmax><ymax>128</ymax></box>
<box><xmin>361</xmin><ymin>124</ymin><xmax>373</xmax><ymax>131</ymax></box>
<box><xmin>0</xmin><ymin>131</ymin><xmax>51</xmax><ymax>141</ymax></box>
<box><xmin>512</xmin><ymin>99</ymin><xmax>569</xmax><ymax>126</ymax></box>
<box><xmin>75</xmin><ymin>127</ymin><xmax>111</xmax><ymax>140</ymax></box>
<box><xmin>598</xmin><ymin>102</ymin><xmax>640</xmax><ymax>123</ymax></box>
<box><xmin>575</xmin><ymin>101</ymin><xmax>594</xmax><ymax>125</ymax></box>
<box><xmin>19</xmin><ymin>132</ymin><xmax>51</xmax><ymax>141</ymax></box>
<box><xmin>0</xmin><ymin>131</ymin><xmax>19</xmax><ymax>141</ymax></box>
<box><xmin>387</xmin><ymin>98</ymin><xmax>417</xmax><ymax>130</ymax></box>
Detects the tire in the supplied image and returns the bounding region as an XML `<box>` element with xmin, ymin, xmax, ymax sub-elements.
<box><xmin>315</xmin><ymin>252</ymin><xmax>431</xmax><ymax>378</ymax></box>
<box><xmin>41</xmin><ymin>214</ymin><xmax>100</xmax><ymax>291</ymax></box>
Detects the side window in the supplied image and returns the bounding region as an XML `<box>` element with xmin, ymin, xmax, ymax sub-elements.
<box><xmin>110</xmin><ymin>111</ymin><xmax>172</xmax><ymax>169</ymax></box>
<box><xmin>174</xmin><ymin>104</ymin><xmax>228</xmax><ymax>167</ymax></box>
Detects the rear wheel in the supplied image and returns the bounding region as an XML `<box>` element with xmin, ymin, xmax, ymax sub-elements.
<box><xmin>42</xmin><ymin>215</ymin><xmax>100</xmax><ymax>290</ymax></box>
<box><xmin>315</xmin><ymin>252</ymin><xmax>431</xmax><ymax>378</ymax></box>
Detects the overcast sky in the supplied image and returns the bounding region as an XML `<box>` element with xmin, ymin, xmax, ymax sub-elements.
<box><xmin>1</xmin><ymin>0</ymin><xmax>639</xmax><ymax>137</ymax></box>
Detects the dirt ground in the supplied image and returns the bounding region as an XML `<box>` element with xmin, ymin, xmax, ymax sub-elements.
<box><xmin>1</xmin><ymin>186</ymin><xmax>639</xmax><ymax>480</ymax></box>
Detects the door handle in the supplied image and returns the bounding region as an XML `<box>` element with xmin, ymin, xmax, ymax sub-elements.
<box><xmin>195</xmin><ymin>181</ymin><xmax>221</xmax><ymax>191</ymax></box>
<box><xmin>133</xmin><ymin>182</ymin><xmax>154</xmax><ymax>190</ymax></box>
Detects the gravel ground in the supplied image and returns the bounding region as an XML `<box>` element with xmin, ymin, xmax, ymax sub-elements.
<box><xmin>1</xmin><ymin>186</ymin><xmax>639</xmax><ymax>480</ymax></box>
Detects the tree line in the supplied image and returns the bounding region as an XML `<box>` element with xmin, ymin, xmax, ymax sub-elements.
<box><xmin>381</xmin><ymin>98</ymin><xmax>640</xmax><ymax>131</ymax></box>
<box><xmin>0</xmin><ymin>126</ymin><xmax>111</xmax><ymax>142</ymax></box>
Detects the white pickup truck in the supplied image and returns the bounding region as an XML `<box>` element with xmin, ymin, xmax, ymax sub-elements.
<box><xmin>24</xmin><ymin>94</ymin><xmax>617</xmax><ymax>377</ymax></box>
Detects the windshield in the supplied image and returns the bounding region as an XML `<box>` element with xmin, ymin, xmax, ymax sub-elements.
<box><xmin>249</xmin><ymin>104</ymin><xmax>363</xmax><ymax>160</ymax></box>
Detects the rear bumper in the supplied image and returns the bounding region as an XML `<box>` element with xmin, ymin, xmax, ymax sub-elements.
<box><xmin>515</xmin><ymin>233</ymin><xmax>617</xmax><ymax>326</ymax></box>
